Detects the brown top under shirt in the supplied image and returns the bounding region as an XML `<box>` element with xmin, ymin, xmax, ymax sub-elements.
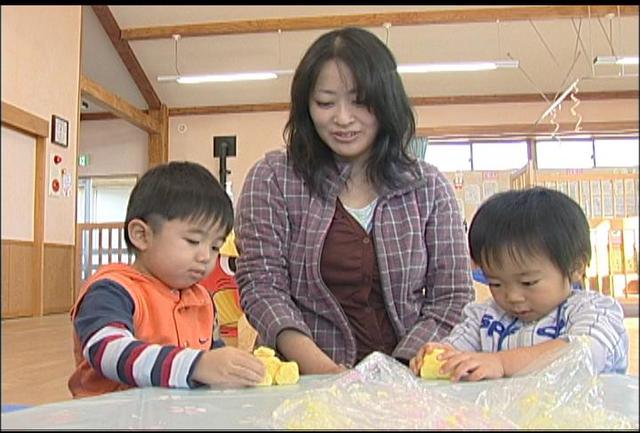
<box><xmin>320</xmin><ymin>199</ymin><xmax>398</xmax><ymax>363</ymax></box>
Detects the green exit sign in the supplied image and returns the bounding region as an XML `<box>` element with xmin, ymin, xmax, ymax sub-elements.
<box><xmin>78</xmin><ymin>154</ymin><xmax>90</xmax><ymax>166</ymax></box>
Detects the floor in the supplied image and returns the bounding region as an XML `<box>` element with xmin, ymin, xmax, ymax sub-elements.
<box><xmin>1</xmin><ymin>311</ymin><xmax>638</xmax><ymax>407</ymax></box>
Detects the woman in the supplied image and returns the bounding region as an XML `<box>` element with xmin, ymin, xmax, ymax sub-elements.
<box><xmin>235</xmin><ymin>27</ymin><xmax>474</xmax><ymax>374</ymax></box>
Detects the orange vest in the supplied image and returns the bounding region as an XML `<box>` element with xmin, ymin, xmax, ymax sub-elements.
<box><xmin>68</xmin><ymin>263</ymin><xmax>214</xmax><ymax>398</ymax></box>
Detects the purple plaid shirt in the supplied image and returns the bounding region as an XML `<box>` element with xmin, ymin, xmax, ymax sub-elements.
<box><xmin>235</xmin><ymin>150</ymin><xmax>474</xmax><ymax>366</ymax></box>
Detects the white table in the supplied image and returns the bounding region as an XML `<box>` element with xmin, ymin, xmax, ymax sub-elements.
<box><xmin>1</xmin><ymin>373</ymin><xmax>637</xmax><ymax>429</ymax></box>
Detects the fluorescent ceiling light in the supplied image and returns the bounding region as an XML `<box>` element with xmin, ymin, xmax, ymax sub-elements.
<box><xmin>157</xmin><ymin>60</ymin><xmax>520</xmax><ymax>84</ymax></box>
<box><xmin>594</xmin><ymin>56</ymin><xmax>639</xmax><ymax>66</ymax></box>
<box><xmin>397</xmin><ymin>60</ymin><xmax>518</xmax><ymax>74</ymax></box>
<box><xmin>157</xmin><ymin>72</ymin><xmax>279</xmax><ymax>84</ymax></box>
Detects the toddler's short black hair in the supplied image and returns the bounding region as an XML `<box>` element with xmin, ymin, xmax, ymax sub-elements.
<box><xmin>468</xmin><ymin>187</ymin><xmax>591</xmax><ymax>279</ymax></box>
<box><xmin>124</xmin><ymin>161</ymin><xmax>233</xmax><ymax>252</ymax></box>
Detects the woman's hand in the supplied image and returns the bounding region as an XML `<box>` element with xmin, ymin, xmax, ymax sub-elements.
<box><xmin>277</xmin><ymin>329</ymin><xmax>346</xmax><ymax>374</ymax></box>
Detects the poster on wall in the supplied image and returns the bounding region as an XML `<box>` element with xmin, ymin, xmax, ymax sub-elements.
<box><xmin>568</xmin><ymin>181</ymin><xmax>579</xmax><ymax>203</ymax></box>
<box><xmin>557</xmin><ymin>181</ymin><xmax>567</xmax><ymax>196</ymax></box>
<box><xmin>602</xmin><ymin>180</ymin><xmax>613</xmax><ymax>217</ymax></box>
<box><xmin>482</xmin><ymin>181</ymin><xmax>498</xmax><ymax>200</ymax></box>
<box><xmin>61</xmin><ymin>168</ymin><xmax>73</xmax><ymax>197</ymax></box>
<box><xmin>603</xmin><ymin>196</ymin><xmax>614</xmax><ymax>217</ymax></box>
<box><xmin>592</xmin><ymin>195</ymin><xmax>602</xmax><ymax>218</ymax></box>
<box><xmin>625</xmin><ymin>178</ymin><xmax>637</xmax><ymax>216</ymax></box>
<box><xmin>464</xmin><ymin>184</ymin><xmax>481</xmax><ymax>205</ymax></box>
<box><xmin>580</xmin><ymin>180</ymin><xmax>590</xmax><ymax>203</ymax></box>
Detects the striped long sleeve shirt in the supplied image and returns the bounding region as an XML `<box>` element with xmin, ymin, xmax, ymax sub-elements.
<box><xmin>68</xmin><ymin>264</ymin><xmax>213</xmax><ymax>398</ymax></box>
<box><xmin>443</xmin><ymin>288</ymin><xmax>629</xmax><ymax>373</ymax></box>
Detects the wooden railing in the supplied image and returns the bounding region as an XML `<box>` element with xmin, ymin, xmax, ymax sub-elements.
<box><xmin>75</xmin><ymin>222</ymin><xmax>132</xmax><ymax>298</ymax></box>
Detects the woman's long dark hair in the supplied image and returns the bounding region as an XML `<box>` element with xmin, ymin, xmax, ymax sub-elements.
<box><xmin>284</xmin><ymin>27</ymin><xmax>419</xmax><ymax>199</ymax></box>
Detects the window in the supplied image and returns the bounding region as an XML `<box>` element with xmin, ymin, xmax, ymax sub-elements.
<box><xmin>77</xmin><ymin>176</ymin><xmax>137</xmax><ymax>223</ymax></box>
<box><xmin>472</xmin><ymin>140</ymin><xmax>529</xmax><ymax>170</ymax></box>
<box><xmin>425</xmin><ymin>141</ymin><xmax>471</xmax><ymax>171</ymax></box>
<box><xmin>536</xmin><ymin>139</ymin><xmax>594</xmax><ymax>169</ymax></box>
<box><xmin>77</xmin><ymin>176</ymin><xmax>137</xmax><ymax>280</ymax></box>
<box><xmin>594</xmin><ymin>137</ymin><xmax>639</xmax><ymax>167</ymax></box>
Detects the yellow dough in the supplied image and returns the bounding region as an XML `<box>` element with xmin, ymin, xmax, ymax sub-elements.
<box><xmin>256</xmin><ymin>371</ymin><xmax>273</xmax><ymax>386</ymax></box>
<box><xmin>261</xmin><ymin>355</ymin><xmax>282</xmax><ymax>377</ymax></box>
<box><xmin>253</xmin><ymin>346</ymin><xmax>276</xmax><ymax>358</ymax></box>
<box><xmin>252</xmin><ymin>346</ymin><xmax>300</xmax><ymax>386</ymax></box>
<box><xmin>275</xmin><ymin>361</ymin><xmax>300</xmax><ymax>385</ymax></box>
<box><xmin>419</xmin><ymin>348</ymin><xmax>450</xmax><ymax>380</ymax></box>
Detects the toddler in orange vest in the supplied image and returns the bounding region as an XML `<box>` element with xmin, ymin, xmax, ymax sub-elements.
<box><xmin>68</xmin><ymin>161</ymin><xmax>265</xmax><ymax>398</ymax></box>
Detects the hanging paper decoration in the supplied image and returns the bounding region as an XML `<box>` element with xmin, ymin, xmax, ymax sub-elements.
<box><xmin>549</xmin><ymin>104</ymin><xmax>561</xmax><ymax>142</ymax></box>
<box><xmin>570</xmin><ymin>85</ymin><xmax>583</xmax><ymax>132</ymax></box>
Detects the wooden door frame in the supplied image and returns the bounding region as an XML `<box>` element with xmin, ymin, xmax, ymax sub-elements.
<box><xmin>2</xmin><ymin>101</ymin><xmax>48</xmax><ymax>316</ymax></box>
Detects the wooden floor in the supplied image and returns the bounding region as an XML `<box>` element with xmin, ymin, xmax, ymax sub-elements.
<box><xmin>1</xmin><ymin>312</ymin><xmax>638</xmax><ymax>407</ymax></box>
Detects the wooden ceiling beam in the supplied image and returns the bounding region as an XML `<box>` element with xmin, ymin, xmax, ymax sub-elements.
<box><xmin>166</xmin><ymin>90</ymin><xmax>639</xmax><ymax>117</ymax></box>
<box><xmin>82</xmin><ymin>90</ymin><xmax>637</xmax><ymax>119</ymax></box>
<box><xmin>80</xmin><ymin>75</ymin><xmax>160</xmax><ymax>133</ymax></box>
<box><xmin>121</xmin><ymin>6</ymin><xmax>639</xmax><ymax>41</ymax></box>
<box><xmin>91</xmin><ymin>5</ymin><xmax>162</xmax><ymax>109</ymax></box>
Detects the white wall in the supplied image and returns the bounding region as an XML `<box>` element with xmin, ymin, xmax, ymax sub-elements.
<box><xmin>1</xmin><ymin>5</ymin><xmax>82</xmax><ymax>245</ymax></box>
<box><xmin>78</xmin><ymin>119</ymin><xmax>148</xmax><ymax>178</ymax></box>
<box><xmin>1</xmin><ymin>127</ymin><xmax>36</xmax><ymax>241</ymax></box>
<box><xmin>169</xmin><ymin>111</ymin><xmax>288</xmax><ymax>206</ymax></box>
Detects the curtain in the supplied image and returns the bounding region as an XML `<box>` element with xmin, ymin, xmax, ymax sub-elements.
<box><xmin>408</xmin><ymin>136</ymin><xmax>428</xmax><ymax>160</ymax></box>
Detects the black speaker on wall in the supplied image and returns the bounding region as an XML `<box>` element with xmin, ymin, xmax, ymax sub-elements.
<box><xmin>213</xmin><ymin>136</ymin><xmax>237</xmax><ymax>158</ymax></box>
<box><xmin>213</xmin><ymin>135</ymin><xmax>237</xmax><ymax>186</ymax></box>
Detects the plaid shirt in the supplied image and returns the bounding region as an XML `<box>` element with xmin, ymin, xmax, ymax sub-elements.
<box><xmin>235</xmin><ymin>150</ymin><xmax>474</xmax><ymax>366</ymax></box>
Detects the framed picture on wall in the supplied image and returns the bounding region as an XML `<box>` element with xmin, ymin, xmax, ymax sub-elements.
<box><xmin>51</xmin><ymin>115</ymin><xmax>69</xmax><ymax>147</ymax></box>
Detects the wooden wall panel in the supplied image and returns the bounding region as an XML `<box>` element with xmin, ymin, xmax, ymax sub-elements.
<box><xmin>1</xmin><ymin>240</ymin><xmax>35</xmax><ymax>318</ymax></box>
<box><xmin>1</xmin><ymin>242</ymin><xmax>10</xmax><ymax>316</ymax></box>
<box><xmin>43</xmin><ymin>243</ymin><xmax>75</xmax><ymax>314</ymax></box>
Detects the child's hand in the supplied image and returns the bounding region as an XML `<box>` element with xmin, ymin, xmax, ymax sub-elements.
<box><xmin>409</xmin><ymin>342</ymin><xmax>455</xmax><ymax>375</ymax></box>
<box><xmin>191</xmin><ymin>346</ymin><xmax>266</xmax><ymax>387</ymax></box>
<box><xmin>439</xmin><ymin>351</ymin><xmax>505</xmax><ymax>382</ymax></box>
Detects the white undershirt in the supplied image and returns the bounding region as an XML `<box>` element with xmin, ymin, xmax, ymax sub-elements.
<box><xmin>343</xmin><ymin>198</ymin><xmax>378</xmax><ymax>233</ymax></box>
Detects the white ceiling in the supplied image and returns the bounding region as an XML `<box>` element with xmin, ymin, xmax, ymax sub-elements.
<box><xmin>80</xmin><ymin>5</ymin><xmax>639</xmax><ymax>113</ymax></box>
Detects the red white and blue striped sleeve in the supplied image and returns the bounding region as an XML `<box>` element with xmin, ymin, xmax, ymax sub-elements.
<box><xmin>82</xmin><ymin>324</ymin><xmax>204</xmax><ymax>388</ymax></box>
<box><xmin>74</xmin><ymin>279</ymin><xmax>204</xmax><ymax>389</ymax></box>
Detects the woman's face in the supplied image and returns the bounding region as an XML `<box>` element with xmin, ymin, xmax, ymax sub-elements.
<box><xmin>308</xmin><ymin>59</ymin><xmax>379</xmax><ymax>166</ymax></box>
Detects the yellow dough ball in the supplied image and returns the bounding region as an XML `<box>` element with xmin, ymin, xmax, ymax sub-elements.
<box><xmin>252</xmin><ymin>346</ymin><xmax>300</xmax><ymax>386</ymax></box>
<box><xmin>261</xmin><ymin>355</ymin><xmax>283</xmax><ymax>378</ymax></box>
<box><xmin>257</xmin><ymin>371</ymin><xmax>273</xmax><ymax>386</ymax></box>
<box><xmin>419</xmin><ymin>348</ymin><xmax>450</xmax><ymax>380</ymax></box>
<box><xmin>275</xmin><ymin>361</ymin><xmax>300</xmax><ymax>385</ymax></box>
<box><xmin>253</xmin><ymin>346</ymin><xmax>276</xmax><ymax>358</ymax></box>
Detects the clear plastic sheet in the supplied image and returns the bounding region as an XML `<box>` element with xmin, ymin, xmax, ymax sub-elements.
<box><xmin>475</xmin><ymin>336</ymin><xmax>638</xmax><ymax>429</ymax></box>
<box><xmin>271</xmin><ymin>338</ymin><xmax>639</xmax><ymax>429</ymax></box>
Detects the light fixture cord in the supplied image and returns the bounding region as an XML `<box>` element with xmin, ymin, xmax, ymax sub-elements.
<box><xmin>528</xmin><ymin>19</ymin><xmax>560</xmax><ymax>68</ymax></box>
<box><xmin>569</xmin><ymin>19</ymin><xmax>590</xmax><ymax>76</ymax></box>
<box><xmin>617</xmin><ymin>5</ymin><xmax>625</xmax><ymax>75</ymax></box>
<box><xmin>383</xmin><ymin>22</ymin><xmax>391</xmax><ymax>46</ymax></box>
<box><xmin>278</xmin><ymin>29</ymin><xmax>282</xmax><ymax>69</ymax></box>
<box><xmin>509</xmin><ymin>52</ymin><xmax>550</xmax><ymax>105</ymax></box>
<box><xmin>588</xmin><ymin>6</ymin><xmax>595</xmax><ymax>77</ymax></box>
<box><xmin>496</xmin><ymin>19</ymin><xmax>502</xmax><ymax>58</ymax></box>
<box><xmin>596</xmin><ymin>16</ymin><xmax>616</xmax><ymax>57</ymax></box>
<box><xmin>173</xmin><ymin>34</ymin><xmax>182</xmax><ymax>76</ymax></box>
